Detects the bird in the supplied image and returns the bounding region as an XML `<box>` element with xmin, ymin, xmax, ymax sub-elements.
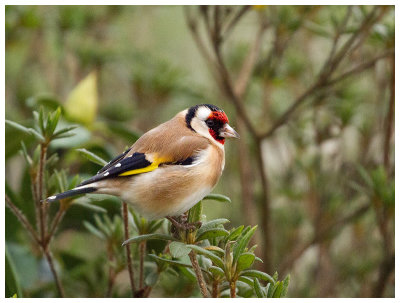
<box><xmin>45</xmin><ymin>104</ymin><xmax>239</xmax><ymax>222</ymax></box>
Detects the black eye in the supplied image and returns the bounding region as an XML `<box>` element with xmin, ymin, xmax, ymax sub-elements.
<box><xmin>206</xmin><ymin>119</ymin><xmax>215</xmax><ymax>127</ymax></box>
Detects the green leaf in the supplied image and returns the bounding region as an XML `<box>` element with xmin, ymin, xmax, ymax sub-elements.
<box><xmin>238</xmin><ymin>275</ymin><xmax>253</xmax><ymax>286</ymax></box>
<box><xmin>5</xmin><ymin>120</ymin><xmax>44</xmax><ymax>142</ymax></box>
<box><xmin>253</xmin><ymin>278</ymin><xmax>266</xmax><ymax>298</ymax></box>
<box><xmin>76</xmin><ymin>148</ymin><xmax>108</xmax><ymax>166</ymax></box>
<box><xmin>208</xmin><ymin>265</ymin><xmax>225</xmax><ymax>278</ymax></box>
<box><xmin>148</xmin><ymin>219</ymin><xmax>165</xmax><ymax>233</ymax></box>
<box><xmin>281</xmin><ymin>274</ymin><xmax>290</xmax><ymax>297</ymax></box>
<box><xmin>196</xmin><ymin>228</ymin><xmax>229</xmax><ymax>241</ymax></box>
<box><xmin>233</xmin><ymin>225</ymin><xmax>257</xmax><ymax>264</ymax></box>
<box><xmin>122</xmin><ymin>233</ymin><xmax>175</xmax><ymax>246</ymax></box>
<box><xmin>64</xmin><ymin>71</ymin><xmax>98</xmax><ymax>126</ymax></box>
<box><xmin>272</xmin><ymin>281</ymin><xmax>283</xmax><ymax>298</ymax></box>
<box><xmin>240</xmin><ymin>270</ymin><xmax>274</xmax><ymax>284</ymax></box>
<box><xmin>145</xmin><ymin>270</ymin><xmax>159</xmax><ymax>286</ymax></box>
<box><xmin>52</xmin><ymin>125</ymin><xmax>77</xmax><ymax>139</ymax></box>
<box><xmin>188</xmin><ymin>201</ymin><xmax>202</xmax><ymax>223</ymax></box>
<box><xmin>197</xmin><ymin>218</ymin><xmax>229</xmax><ymax>235</ymax></box>
<box><xmin>186</xmin><ymin>244</ymin><xmax>224</xmax><ymax>269</ymax></box>
<box><xmin>236</xmin><ymin>252</ymin><xmax>255</xmax><ymax>272</ymax></box>
<box><xmin>202</xmin><ymin>193</ymin><xmax>231</xmax><ymax>203</ymax></box>
<box><xmin>73</xmin><ymin>200</ymin><xmax>107</xmax><ymax>213</ymax></box>
<box><xmin>204</xmin><ymin>245</ymin><xmax>225</xmax><ymax>256</ymax></box>
<box><xmin>169</xmin><ymin>241</ymin><xmax>191</xmax><ymax>258</ymax></box>
<box><xmin>226</xmin><ymin>225</ymin><xmax>244</xmax><ymax>241</ymax></box>
<box><xmin>46</xmin><ymin>107</ymin><xmax>61</xmax><ymax>137</ymax></box>
<box><xmin>83</xmin><ymin>221</ymin><xmax>105</xmax><ymax>239</ymax></box>
<box><xmin>5</xmin><ymin>245</ymin><xmax>22</xmax><ymax>298</ymax></box>
<box><xmin>148</xmin><ymin>254</ymin><xmax>192</xmax><ymax>268</ymax></box>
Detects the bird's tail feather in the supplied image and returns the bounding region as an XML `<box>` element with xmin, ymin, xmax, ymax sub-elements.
<box><xmin>45</xmin><ymin>186</ymin><xmax>97</xmax><ymax>202</ymax></box>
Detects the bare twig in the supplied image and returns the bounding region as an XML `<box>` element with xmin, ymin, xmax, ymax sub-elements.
<box><xmin>5</xmin><ymin>195</ymin><xmax>40</xmax><ymax>245</ymax></box>
<box><xmin>37</xmin><ymin>144</ymin><xmax>48</xmax><ymax>242</ymax></box>
<box><xmin>221</xmin><ymin>5</ymin><xmax>251</xmax><ymax>41</ymax></box>
<box><xmin>212</xmin><ymin>280</ymin><xmax>220</xmax><ymax>297</ymax></box>
<box><xmin>230</xmin><ymin>281</ymin><xmax>236</xmax><ymax>298</ymax></box>
<box><xmin>371</xmin><ymin>253</ymin><xmax>395</xmax><ymax>297</ymax></box>
<box><xmin>139</xmin><ymin>241</ymin><xmax>146</xmax><ymax>289</ymax></box>
<box><xmin>280</xmin><ymin>202</ymin><xmax>371</xmax><ymax>273</ymax></box>
<box><xmin>234</xmin><ymin>18</ymin><xmax>268</xmax><ymax>98</ymax></box>
<box><xmin>122</xmin><ymin>202</ymin><xmax>136</xmax><ymax>296</ymax></box>
<box><xmin>47</xmin><ymin>206</ymin><xmax>66</xmax><ymax>244</ymax></box>
<box><xmin>324</xmin><ymin>49</ymin><xmax>394</xmax><ymax>87</ymax></box>
<box><xmin>383</xmin><ymin>54</ymin><xmax>395</xmax><ymax>173</ymax></box>
<box><xmin>43</xmin><ymin>249</ymin><xmax>65</xmax><ymax>297</ymax></box>
<box><xmin>189</xmin><ymin>250</ymin><xmax>210</xmax><ymax>297</ymax></box>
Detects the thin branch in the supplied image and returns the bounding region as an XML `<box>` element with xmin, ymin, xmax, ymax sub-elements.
<box><xmin>5</xmin><ymin>195</ymin><xmax>40</xmax><ymax>245</ymax></box>
<box><xmin>189</xmin><ymin>250</ymin><xmax>210</xmax><ymax>297</ymax></box>
<box><xmin>230</xmin><ymin>281</ymin><xmax>236</xmax><ymax>298</ymax></box>
<box><xmin>221</xmin><ymin>5</ymin><xmax>251</xmax><ymax>41</ymax></box>
<box><xmin>234</xmin><ymin>17</ymin><xmax>268</xmax><ymax>98</ymax></box>
<box><xmin>323</xmin><ymin>49</ymin><xmax>394</xmax><ymax>87</ymax></box>
<box><xmin>46</xmin><ymin>206</ymin><xmax>66</xmax><ymax>244</ymax></box>
<box><xmin>43</xmin><ymin>249</ymin><xmax>65</xmax><ymax>297</ymax></box>
<box><xmin>37</xmin><ymin>144</ymin><xmax>48</xmax><ymax>241</ymax></box>
<box><xmin>280</xmin><ymin>202</ymin><xmax>371</xmax><ymax>273</ymax></box>
<box><xmin>383</xmin><ymin>54</ymin><xmax>395</xmax><ymax>173</ymax></box>
<box><xmin>122</xmin><ymin>202</ymin><xmax>136</xmax><ymax>296</ymax></box>
<box><xmin>212</xmin><ymin>280</ymin><xmax>220</xmax><ymax>297</ymax></box>
<box><xmin>139</xmin><ymin>241</ymin><xmax>146</xmax><ymax>289</ymax></box>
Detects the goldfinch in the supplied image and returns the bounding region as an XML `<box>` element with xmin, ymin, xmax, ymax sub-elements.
<box><xmin>46</xmin><ymin>104</ymin><xmax>239</xmax><ymax>219</ymax></box>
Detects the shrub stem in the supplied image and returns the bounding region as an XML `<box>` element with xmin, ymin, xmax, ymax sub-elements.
<box><xmin>122</xmin><ymin>202</ymin><xmax>136</xmax><ymax>296</ymax></box>
<box><xmin>188</xmin><ymin>250</ymin><xmax>209</xmax><ymax>297</ymax></box>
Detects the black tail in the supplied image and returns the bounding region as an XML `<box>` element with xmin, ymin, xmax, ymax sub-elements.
<box><xmin>45</xmin><ymin>186</ymin><xmax>97</xmax><ymax>202</ymax></box>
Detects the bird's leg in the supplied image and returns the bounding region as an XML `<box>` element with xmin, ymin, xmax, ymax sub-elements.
<box><xmin>166</xmin><ymin>215</ymin><xmax>202</xmax><ymax>235</ymax></box>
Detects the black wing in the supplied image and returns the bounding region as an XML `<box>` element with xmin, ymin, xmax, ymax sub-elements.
<box><xmin>78</xmin><ymin>152</ymin><xmax>152</xmax><ymax>186</ymax></box>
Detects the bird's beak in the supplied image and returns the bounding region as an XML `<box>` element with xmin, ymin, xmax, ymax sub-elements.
<box><xmin>220</xmin><ymin>123</ymin><xmax>240</xmax><ymax>139</ymax></box>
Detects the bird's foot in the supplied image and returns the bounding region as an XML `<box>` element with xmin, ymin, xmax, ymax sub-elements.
<box><xmin>166</xmin><ymin>215</ymin><xmax>202</xmax><ymax>236</ymax></box>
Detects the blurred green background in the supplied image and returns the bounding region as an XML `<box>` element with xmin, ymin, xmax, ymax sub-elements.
<box><xmin>5</xmin><ymin>5</ymin><xmax>394</xmax><ymax>298</ymax></box>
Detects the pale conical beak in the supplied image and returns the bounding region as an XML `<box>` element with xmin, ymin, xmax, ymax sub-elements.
<box><xmin>220</xmin><ymin>123</ymin><xmax>240</xmax><ymax>139</ymax></box>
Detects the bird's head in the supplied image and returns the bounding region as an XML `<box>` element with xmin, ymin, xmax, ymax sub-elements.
<box><xmin>185</xmin><ymin>104</ymin><xmax>239</xmax><ymax>145</ymax></box>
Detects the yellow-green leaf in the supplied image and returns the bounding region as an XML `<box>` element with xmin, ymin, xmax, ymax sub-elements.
<box><xmin>64</xmin><ymin>72</ymin><xmax>98</xmax><ymax>126</ymax></box>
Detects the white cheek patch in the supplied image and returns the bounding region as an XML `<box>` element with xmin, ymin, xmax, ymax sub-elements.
<box><xmin>196</xmin><ymin>106</ymin><xmax>212</xmax><ymax>121</ymax></box>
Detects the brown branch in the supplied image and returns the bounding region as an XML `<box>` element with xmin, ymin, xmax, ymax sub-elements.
<box><xmin>46</xmin><ymin>206</ymin><xmax>66</xmax><ymax>244</ymax></box>
<box><xmin>5</xmin><ymin>195</ymin><xmax>40</xmax><ymax>245</ymax></box>
<box><xmin>323</xmin><ymin>49</ymin><xmax>394</xmax><ymax>87</ymax></box>
<box><xmin>230</xmin><ymin>281</ymin><xmax>236</xmax><ymax>298</ymax></box>
<box><xmin>37</xmin><ymin>144</ymin><xmax>48</xmax><ymax>241</ymax></box>
<box><xmin>221</xmin><ymin>5</ymin><xmax>251</xmax><ymax>41</ymax></box>
<box><xmin>189</xmin><ymin>250</ymin><xmax>210</xmax><ymax>297</ymax></box>
<box><xmin>122</xmin><ymin>202</ymin><xmax>136</xmax><ymax>296</ymax></box>
<box><xmin>234</xmin><ymin>17</ymin><xmax>268</xmax><ymax>98</ymax></box>
<box><xmin>212</xmin><ymin>280</ymin><xmax>220</xmax><ymax>297</ymax></box>
<box><xmin>371</xmin><ymin>253</ymin><xmax>395</xmax><ymax>297</ymax></box>
<box><xmin>280</xmin><ymin>202</ymin><xmax>371</xmax><ymax>273</ymax></box>
<box><xmin>383</xmin><ymin>54</ymin><xmax>395</xmax><ymax>173</ymax></box>
<box><xmin>43</xmin><ymin>248</ymin><xmax>65</xmax><ymax>297</ymax></box>
<box><xmin>139</xmin><ymin>241</ymin><xmax>146</xmax><ymax>289</ymax></box>
<box><xmin>260</xmin><ymin>9</ymin><xmax>390</xmax><ymax>140</ymax></box>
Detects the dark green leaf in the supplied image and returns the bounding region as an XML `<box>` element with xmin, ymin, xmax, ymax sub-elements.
<box><xmin>233</xmin><ymin>225</ymin><xmax>257</xmax><ymax>264</ymax></box>
<box><xmin>238</xmin><ymin>275</ymin><xmax>254</xmax><ymax>287</ymax></box>
<box><xmin>148</xmin><ymin>219</ymin><xmax>165</xmax><ymax>233</ymax></box>
<box><xmin>145</xmin><ymin>270</ymin><xmax>159</xmax><ymax>286</ymax></box>
<box><xmin>186</xmin><ymin>244</ymin><xmax>225</xmax><ymax>269</ymax></box>
<box><xmin>240</xmin><ymin>270</ymin><xmax>274</xmax><ymax>284</ymax></box>
<box><xmin>148</xmin><ymin>254</ymin><xmax>192</xmax><ymax>268</ymax></box>
<box><xmin>5</xmin><ymin>120</ymin><xmax>44</xmax><ymax>142</ymax></box>
<box><xmin>76</xmin><ymin>148</ymin><xmax>108</xmax><ymax>166</ymax></box>
<box><xmin>197</xmin><ymin>218</ymin><xmax>229</xmax><ymax>235</ymax></box>
<box><xmin>281</xmin><ymin>274</ymin><xmax>290</xmax><ymax>297</ymax></box>
<box><xmin>83</xmin><ymin>221</ymin><xmax>105</xmax><ymax>239</ymax></box>
<box><xmin>196</xmin><ymin>228</ymin><xmax>229</xmax><ymax>241</ymax></box>
<box><xmin>73</xmin><ymin>200</ymin><xmax>107</xmax><ymax>213</ymax></box>
<box><xmin>226</xmin><ymin>225</ymin><xmax>244</xmax><ymax>241</ymax></box>
<box><xmin>253</xmin><ymin>278</ymin><xmax>266</xmax><ymax>298</ymax></box>
<box><xmin>208</xmin><ymin>265</ymin><xmax>225</xmax><ymax>278</ymax></box>
<box><xmin>123</xmin><ymin>233</ymin><xmax>175</xmax><ymax>246</ymax></box>
<box><xmin>202</xmin><ymin>193</ymin><xmax>231</xmax><ymax>203</ymax></box>
<box><xmin>273</xmin><ymin>281</ymin><xmax>283</xmax><ymax>298</ymax></box>
<box><xmin>169</xmin><ymin>241</ymin><xmax>191</xmax><ymax>258</ymax></box>
<box><xmin>236</xmin><ymin>252</ymin><xmax>255</xmax><ymax>272</ymax></box>
<box><xmin>5</xmin><ymin>245</ymin><xmax>22</xmax><ymax>298</ymax></box>
<box><xmin>188</xmin><ymin>201</ymin><xmax>202</xmax><ymax>223</ymax></box>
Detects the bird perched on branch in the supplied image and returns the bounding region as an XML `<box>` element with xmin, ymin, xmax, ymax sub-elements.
<box><xmin>46</xmin><ymin>104</ymin><xmax>239</xmax><ymax>223</ymax></box>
